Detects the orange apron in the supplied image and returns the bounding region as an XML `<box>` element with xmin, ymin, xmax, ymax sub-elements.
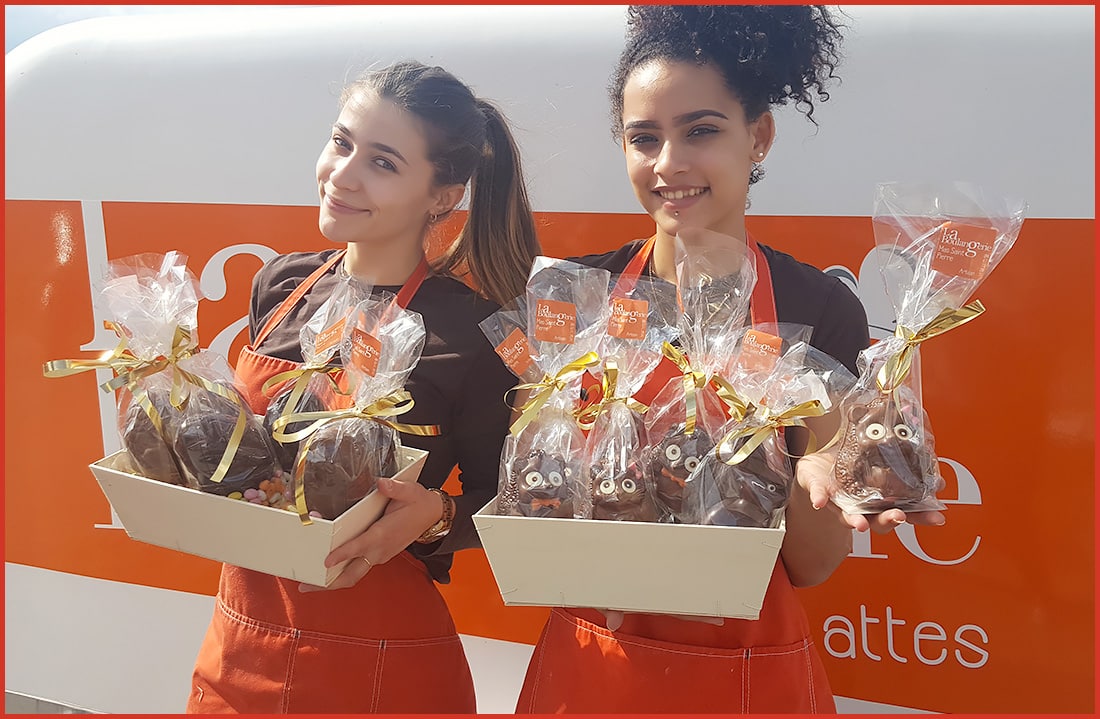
<box><xmin>517</xmin><ymin>236</ymin><xmax>836</xmax><ymax>714</ymax></box>
<box><xmin>188</xmin><ymin>251</ymin><xmax>477</xmax><ymax>714</ymax></box>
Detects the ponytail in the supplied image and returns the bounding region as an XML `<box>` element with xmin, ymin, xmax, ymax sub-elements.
<box><xmin>435</xmin><ymin>100</ymin><xmax>539</xmax><ymax>306</ymax></box>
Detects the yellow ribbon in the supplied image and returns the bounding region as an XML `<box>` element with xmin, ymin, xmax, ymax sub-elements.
<box><xmin>271</xmin><ymin>389</ymin><xmax>441</xmax><ymax>524</ymax></box>
<box><xmin>507</xmin><ymin>351</ymin><xmax>601</xmax><ymax>436</ymax></box>
<box><xmin>877</xmin><ymin>300</ymin><xmax>985</xmax><ymax>393</ymax></box>
<box><xmin>44</xmin><ymin>321</ymin><xmax>250</xmax><ymax>486</ymax></box>
<box><xmin>260</xmin><ymin>362</ymin><xmax>350</xmax><ymax>420</ymax></box>
<box><xmin>573</xmin><ymin>359</ymin><xmax>649</xmax><ymax>431</ymax></box>
<box><xmin>715</xmin><ymin>399</ymin><xmax>827</xmax><ymax>466</ymax></box>
<box><xmin>660</xmin><ymin>342</ymin><xmax>752</xmax><ymax>433</ymax></box>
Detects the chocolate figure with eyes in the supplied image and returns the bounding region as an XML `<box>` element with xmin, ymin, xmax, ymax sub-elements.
<box><xmin>646</xmin><ymin>425</ymin><xmax>713</xmax><ymax>519</ymax></box>
<box><xmin>512</xmin><ymin>449</ymin><xmax>575</xmax><ymax>518</ymax></box>
<box><xmin>835</xmin><ymin>394</ymin><xmax>938</xmax><ymax>511</ymax></box>
<box><xmin>687</xmin><ymin>445</ymin><xmax>790</xmax><ymax>528</ymax></box>
<box><xmin>590</xmin><ymin>459</ymin><xmax>658</xmax><ymax>522</ymax></box>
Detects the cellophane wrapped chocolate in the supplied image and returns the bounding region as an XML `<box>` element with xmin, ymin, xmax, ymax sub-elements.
<box><xmin>99</xmin><ymin>252</ymin><xmax>281</xmax><ymax>499</ymax></box>
<box><xmin>581</xmin><ymin>275</ymin><xmax>680</xmax><ymax>522</ymax></box>
<box><xmin>263</xmin><ymin>272</ymin><xmax>371</xmax><ymax>470</ymax></box>
<box><xmin>642</xmin><ymin>238</ymin><xmax>757</xmax><ymax>522</ymax></box>
<box><xmin>832</xmin><ymin>182</ymin><xmax>1026</xmax><ymax>514</ymax></box>
<box><xmin>682</xmin><ymin>327</ymin><xmax>854</xmax><ymax>528</ymax></box>
<box><xmin>492</xmin><ymin>258</ymin><xmax>611</xmax><ymax>518</ymax></box>
<box><xmin>286</xmin><ymin>293</ymin><xmax>425</xmax><ymax>520</ymax></box>
<box><xmin>479</xmin><ymin>295</ymin><xmax>543</xmax><ymax>386</ymax></box>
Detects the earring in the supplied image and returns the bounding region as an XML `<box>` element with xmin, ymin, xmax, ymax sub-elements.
<box><xmin>756</xmin><ymin>151</ymin><xmax>765</xmax><ymax>159</ymax></box>
<box><xmin>427</xmin><ymin>212</ymin><xmax>438</xmax><ymax>224</ymax></box>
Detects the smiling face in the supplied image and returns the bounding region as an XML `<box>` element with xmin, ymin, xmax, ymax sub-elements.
<box><xmin>620</xmin><ymin>60</ymin><xmax>774</xmax><ymax>244</ymax></box>
<box><xmin>315</xmin><ymin>89</ymin><xmax>456</xmax><ymax>247</ymax></box>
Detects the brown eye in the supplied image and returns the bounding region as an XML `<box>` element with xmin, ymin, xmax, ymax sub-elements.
<box><xmin>524</xmin><ymin>471</ymin><xmax>543</xmax><ymax>488</ymax></box>
<box><xmin>599</xmin><ymin>479</ymin><xmax>615</xmax><ymax>495</ymax></box>
<box><xmin>665</xmin><ymin>444</ymin><xmax>682</xmax><ymax>461</ymax></box>
<box><xmin>548</xmin><ymin>471</ymin><xmax>564</xmax><ymax>487</ymax></box>
<box><xmin>894</xmin><ymin>424</ymin><xmax>914</xmax><ymax>440</ymax></box>
<box><xmin>684</xmin><ymin>457</ymin><xmax>700</xmax><ymax>472</ymax></box>
<box><xmin>865</xmin><ymin>423</ymin><xmax>887</xmax><ymax>441</ymax></box>
<box><xmin>622</xmin><ymin>478</ymin><xmax>637</xmax><ymax>494</ymax></box>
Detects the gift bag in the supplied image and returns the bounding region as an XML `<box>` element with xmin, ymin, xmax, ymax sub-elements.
<box><xmin>832</xmin><ymin>182</ymin><xmax>1026</xmax><ymax>514</ymax></box>
<box><xmin>682</xmin><ymin>327</ymin><xmax>854</xmax><ymax>528</ymax></box>
<box><xmin>262</xmin><ymin>272</ymin><xmax>371</xmax><ymax>470</ymax></box>
<box><xmin>642</xmin><ymin>238</ymin><xmax>757</xmax><ymax>521</ymax></box>
<box><xmin>581</xmin><ymin>275</ymin><xmax>680</xmax><ymax>522</ymax></box>
<box><xmin>493</xmin><ymin>258</ymin><xmax>610</xmax><ymax>517</ymax></box>
<box><xmin>275</xmin><ymin>293</ymin><xmax>434</xmax><ymax>521</ymax></box>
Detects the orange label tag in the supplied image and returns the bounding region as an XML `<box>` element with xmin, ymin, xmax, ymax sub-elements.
<box><xmin>534</xmin><ymin>299</ymin><xmax>576</xmax><ymax>344</ymax></box>
<box><xmin>495</xmin><ymin>327</ymin><xmax>534</xmax><ymax>377</ymax></box>
<box><xmin>608</xmin><ymin>297</ymin><xmax>649</xmax><ymax>340</ymax></box>
<box><xmin>739</xmin><ymin>329</ymin><xmax>783</xmax><ymax>373</ymax></box>
<box><xmin>314</xmin><ymin>317</ymin><xmax>346</xmax><ymax>354</ymax></box>
<box><xmin>930</xmin><ymin>222</ymin><xmax>997</xmax><ymax>280</ymax></box>
<box><xmin>349</xmin><ymin>328</ymin><xmax>382</xmax><ymax>377</ymax></box>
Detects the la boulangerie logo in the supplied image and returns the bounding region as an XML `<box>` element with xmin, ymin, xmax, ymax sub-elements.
<box><xmin>534</xmin><ymin>299</ymin><xmax>576</xmax><ymax>345</ymax></box>
<box><xmin>495</xmin><ymin>327</ymin><xmax>534</xmax><ymax>377</ymax></box>
<box><xmin>931</xmin><ymin>221</ymin><xmax>997</xmax><ymax>280</ymax></box>
<box><xmin>608</xmin><ymin>297</ymin><xmax>649</xmax><ymax>340</ymax></box>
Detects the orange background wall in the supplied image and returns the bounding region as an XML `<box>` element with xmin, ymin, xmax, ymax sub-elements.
<box><xmin>5</xmin><ymin>200</ymin><xmax>1093</xmax><ymax>713</ymax></box>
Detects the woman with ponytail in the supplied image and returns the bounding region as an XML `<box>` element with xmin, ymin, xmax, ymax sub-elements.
<box><xmin>187</xmin><ymin>60</ymin><xmax>539</xmax><ymax>713</ymax></box>
<box><xmin>515</xmin><ymin>6</ymin><xmax>944</xmax><ymax>713</ymax></box>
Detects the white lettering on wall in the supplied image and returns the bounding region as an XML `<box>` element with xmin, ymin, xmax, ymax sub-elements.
<box><xmin>824</xmin><ymin>604</ymin><xmax>989</xmax><ymax>670</ymax></box>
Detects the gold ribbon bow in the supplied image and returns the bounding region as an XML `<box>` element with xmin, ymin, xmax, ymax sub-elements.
<box><xmin>715</xmin><ymin>399</ymin><xmax>827</xmax><ymax>466</ymax></box>
<box><xmin>271</xmin><ymin>389</ymin><xmax>441</xmax><ymax>524</ymax></box>
<box><xmin>877</xmin><ymin>300</ymin><xmax>985</xmax><ymax>393</ymax></box>
<box><xmin>507</xmin><ymin>351</ymin><xmax>601</xmax><ymax>436</ymax></box>
<box><xmin>260</xmin><ymin>362</ymin><xmax>350</xmax><ymax>419</ymax></box>
<box><xmin>573</xmin><ymin>359</ymin><xmax>649</xmax><ymax>431</ymax></box>
<box><xmin>661</xmin><ymin>341</ymin><xmax>752</xmax><ymax>432</ymax></box>
<box><xmin>44</xmin><ymin>321</ymin><xmax>250</xmax><ymax>486</ymax></box>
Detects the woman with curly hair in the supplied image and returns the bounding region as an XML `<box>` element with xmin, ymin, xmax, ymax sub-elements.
<box><xmin>514</xmin><ymin>6</ymin><xmax>944</xmax><ymax>713</ymax></box>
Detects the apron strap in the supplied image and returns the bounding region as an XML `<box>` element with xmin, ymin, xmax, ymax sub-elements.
<box><xmin>747</xmin><ymin>236</ymin><xmax>778</xmax><ymax>327</ymax></box>
<box><xmin>253</xmin><ymin>251</ymin><xmax>430</xmax><ymax>347</ymax></box>
<box><xmin>253</xmin><ymin>250</ymin><xmax>347</xmax><ymax>347</ymax></box>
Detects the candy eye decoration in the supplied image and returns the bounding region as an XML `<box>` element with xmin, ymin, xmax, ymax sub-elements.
<box><xmin>766</xmin><ymin>483</ymin><xmax>777</xmax><ymax>493</ymax></box>
<box><xmin>865</xmin><ymin>423</ymin><xmax>887</xmax><ymax>441</ymax></box>
<box><xmin>684</xmin><ymin>456</ymin><xmax>700</xmax><ymax>472</ymax></box>
<box><xmin>564</xmin><ymin>466</ymin><xmax>573</xmax><ymax>478</ymax></box>
<box><xmin>621</xmin><ymin>478</ymin><xmax>637</xmax><ymax>494</ymax></box>
<box><xmin>524</xmin><ymin>471</ymin><xmax>543</xmax><ymax>488</ymax></box>
<box><xmin>598</xmin><ymin>479</ymin><xmax>616</xmax><ymax>495</ymax></box>
<box><xmin>548</xmin><ymin>471</ymin><xmax>564</xmax><ymax>487</ymax></box>
<box><xmin>894</xmin><ymin>424</ymin><xmax>914</xmax><ymax>440</ymax></box>
<box><xmin>665</xmin><ymin>444</ymin><xmax>682</xmax><ymax>462</ymax></box>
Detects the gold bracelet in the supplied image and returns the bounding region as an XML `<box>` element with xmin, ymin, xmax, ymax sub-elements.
<box><xmin>416</xmin><ymin>488</ymin><xmax>454</xmax><ymax>543</ymax></box>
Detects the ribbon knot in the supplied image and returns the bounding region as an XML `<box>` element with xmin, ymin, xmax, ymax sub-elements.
<box><xmin>270</xmin><ymin>388</ymin><xmax>441</xmax><ymax>524</ymax></box>
<box><xmin>573</xmin><ymin>359</ymin><xmax>649</xmax><ymax>431</ymax></box>
<box><xmin>877</xmin><ymin>300</ymin><xmax>985</xmax><ymax>393</ymax></box>
<box><xmin>715</xmin><ymin>399</ymin><xmax>827</xmax><ymax>466</ymax></box>
<box><xmin>507</xmin><ymin>351</ymin><xmax>601</xmax><ymax>436</ymax></box>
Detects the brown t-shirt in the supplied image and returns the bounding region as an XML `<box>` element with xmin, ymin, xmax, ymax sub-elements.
<box><xmin>248</xmin><ymin>249</ymin><xmax>514</xmax><ymax>584</ymax></box>
<box><xmin>568</xmin><ymin>239</ymin><xmax>870</xmax><ymax>374</ymax></box>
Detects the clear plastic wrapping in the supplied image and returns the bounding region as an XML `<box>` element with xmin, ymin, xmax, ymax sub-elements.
<box><xmin>832</xmin><ymin>182</ymin><xmax>1026</xmax><ymax>514</ymax></box>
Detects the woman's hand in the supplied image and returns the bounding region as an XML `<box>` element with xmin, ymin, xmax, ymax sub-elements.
<box><xmin>298</xmin><ymin>477</ymin><xmax>445</xmax><ymax>592</ymax></box>
<box><xmin>796</xmin><ymin>450</ymin><xmax>947</xmax><ymax>535</ymax></box>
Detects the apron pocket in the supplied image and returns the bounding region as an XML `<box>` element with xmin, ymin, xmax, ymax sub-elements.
<box><xmin>522</xmin><ymin>608</ymin><xmax>828</xmax><ymax>714</ymax></box>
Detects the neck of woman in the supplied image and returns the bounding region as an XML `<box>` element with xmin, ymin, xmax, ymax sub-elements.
<box><xmin>343</xmin><ymin>238</ymin><xmax>427</xmax><ymax>287</ymax></box>
<box><xmin>651</xmin><ymin>223</ymin><xmax>749</xmax><ymax>284</ymax></box>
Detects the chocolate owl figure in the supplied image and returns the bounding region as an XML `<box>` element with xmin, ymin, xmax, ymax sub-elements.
<box><xmin>688</xmin><ymin>446</ymin><xmax>790</xmax><ymax>528</ymax></box>
<box><xmin>645</xmin><ymin>425</ymin><xmax>714</xmax><ymax>518</ymax></box>
<box><xmin>172</xmin><ymin>387</ymin><xmax>281</xmax><ymax>496</ymax></box>
<box><xmin>298</xmin><ymin>419</ymin><xmax>399</xmax><ymax>520</ymax></box>
<box><xmin>510</xmin><ymin>449</ymin><xmax>575</xmax><ymax>518</ymax></box>
<box><xmin>835</xmin><ymin>394</ymin><xmax>937</xmax><ymax>512</ymax></box>
<box><xmin>120</xmin><ymin>385</ymin><xmax>184</xmax><ymax>485</ymax></box>
<box><xmin>590</xmin><ymin>459</ymin><xmax>658</xmax><ymax>522</ymax></box>
<box><xmin>264</xmin><ymin>387</ymin><xmax>330</xmax><ymax>471</ymax></box>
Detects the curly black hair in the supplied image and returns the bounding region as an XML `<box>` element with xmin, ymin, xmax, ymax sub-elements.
<box><xmin>610</xmin><ymin>5</ymin><xmax>845</xmax><ymax>139</ymax></box>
